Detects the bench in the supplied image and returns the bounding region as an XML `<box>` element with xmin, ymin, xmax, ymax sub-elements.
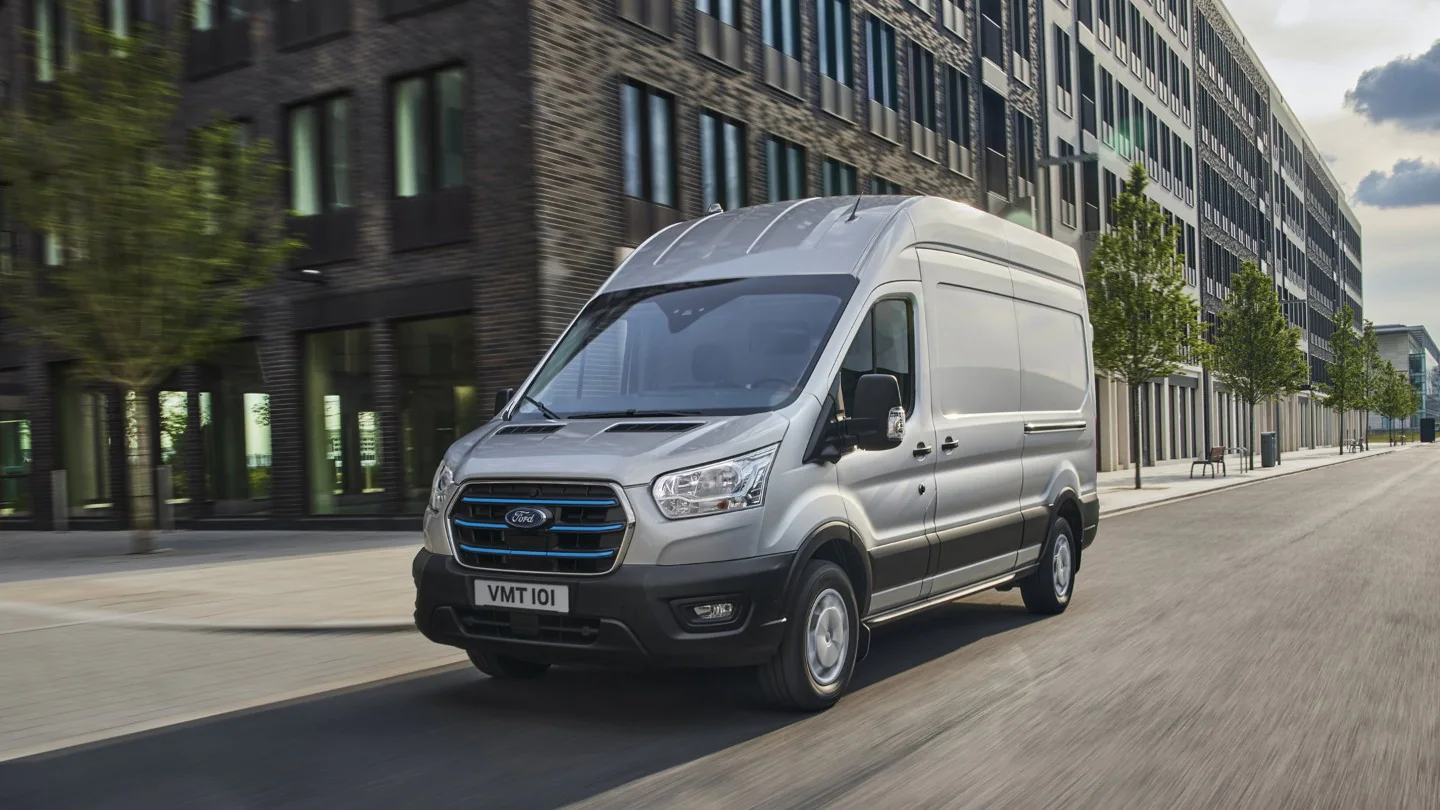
<box><xmin>1190</xmin><ymin>446</ymin><xmax>1227</xmax><ymax>479</ymax></box>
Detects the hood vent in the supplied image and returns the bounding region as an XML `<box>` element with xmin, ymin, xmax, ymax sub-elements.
<box><xmin>494</xmin><ymin>424</ymin><xmax>564</xmax><ymax>436</ymax></box>
<box><xmin>605</xmin><ymin>422</ymin><xmax>704</xmax><ymax>434</ymax></box>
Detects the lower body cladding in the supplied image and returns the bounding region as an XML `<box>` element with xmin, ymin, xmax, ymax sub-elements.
<box><xmin>413</xmin><ymin>549</ymin><xmax>791</xmax><ymax>668</ymax></box>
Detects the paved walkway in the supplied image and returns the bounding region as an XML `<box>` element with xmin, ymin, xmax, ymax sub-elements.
<box><xmin>1097</xmin><ymin>443</ymin><xmax>1416</xmax><ymax>515</ymax></box>
<box><xmin>0</xmin><ymin>443</ymin><xmax>1420</xmax><ymax>635</ymax></box>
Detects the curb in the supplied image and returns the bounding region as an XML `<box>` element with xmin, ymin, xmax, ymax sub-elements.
<box><xmin>1099</xmin><ymin>445</ymin><xmax>1412</xmax><ymax>520</ymax></box>
<box><xmin>0</xmin><ymin>600</ymin><xmax>414</xmax><ymax>635</ymax></box>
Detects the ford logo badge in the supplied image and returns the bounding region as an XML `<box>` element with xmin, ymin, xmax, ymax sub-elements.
<box><xmin>503</xmin><ymin>506</ymin><xmax>552</xmax><ymax>531</ymax></box>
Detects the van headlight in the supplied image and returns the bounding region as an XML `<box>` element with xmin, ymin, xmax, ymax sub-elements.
<box><xmin>651</xmin><ymin>446</ymin><xmax>778</xmax><ymax>520</ymax></box>
<box><xmin>430</xmin><ymin>462</ymin><xmax>458</xmax><ymax>513</ymax></box>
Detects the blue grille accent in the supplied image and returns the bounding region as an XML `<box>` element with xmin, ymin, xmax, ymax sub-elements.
<box><xmin>449</xmin><ymin>481</ymin><xmax>628</xmax><ymax>575</ymax></box>
<box><xmin>462</xmin><ymin>496</ymin><xmax>618</xmax><ymax>507</ymax></box>
<box><xmin>458</xmin><ymin>545</ymin><xmax>616</xmax><ymax>559</ymax></box>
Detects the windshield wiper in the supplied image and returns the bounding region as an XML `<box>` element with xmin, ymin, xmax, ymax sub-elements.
<box><xmin>568</xmin><ymin>409</ymin><xmax>704</xmax><ymax>419</ymax></box>
<box><xmin>521</xmin><ymin>394</ymin><xmax>563</xmax><ymax>421</ymax></box>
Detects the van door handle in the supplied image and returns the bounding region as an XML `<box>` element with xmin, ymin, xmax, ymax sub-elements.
<box><xmin>913</xmin><ymin>442</ymin><xmax>933</xmax><ymax>458</ymax></box>
<box><xmin>941</xmin><ymin>437</ymin><xmax>959</xmax><ymax>452</ymax></box>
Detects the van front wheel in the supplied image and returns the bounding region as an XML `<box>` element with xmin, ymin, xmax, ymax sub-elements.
<box><xmin>1020</xmin><ymin>517</ymin><xmax>1076</xmax><ymax>615</ymax></box>
<box><xmin>758</xmin><ymin>560</ymin><xmax>858</xmax><ymax>712</ymax></box>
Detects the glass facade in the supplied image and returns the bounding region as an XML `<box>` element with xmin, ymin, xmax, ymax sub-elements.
<box><xmin>397</xmin><ymin>317</ymin><xmax>478</xmax><ymax>512</ymax></box>
<box><xmin>200</xmin><ymin>342</ymin><xmax>272</xmax><ymax>514</ymax></box>
<box><xmin>0</xmin><ymin>370</ymin><xmax>29</xmax><ymax>517</ymax></box>
<box><xmin>305</xmin><ymin>328</ymin><xmax>383</xmax><ymax>514</ymax></box>
<box><xmin>157</xmin><ymin>390</ymin><xmax>190</xmax><ymax>502</ymax></box>
<box><xmin>56</xmin><ymin>372</ymin><xmax>113</xmax><ymax>515</ymax></box>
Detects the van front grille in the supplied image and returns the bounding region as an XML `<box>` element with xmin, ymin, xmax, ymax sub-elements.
<box><xmin>448</xmin><ymin>481</ymin><xmax>629</xmax><ymax>575</ymax></box>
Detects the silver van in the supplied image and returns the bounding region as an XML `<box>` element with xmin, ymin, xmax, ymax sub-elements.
<box><xmin>414</xmin><ymin>195</ymin><xmax>1099</xmax><ymax>710</ymax></box>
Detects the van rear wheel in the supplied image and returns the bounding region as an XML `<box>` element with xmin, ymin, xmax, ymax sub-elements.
<box><xmin>758</xmin><ymin>560</ymin><xmax>859</xmax><ymax>712</ymax></box>
<box><xmin>1020</xmin><ymin>517</ymin><xmax>1076</xmax><ymax>615</ymax></box>
<box><xmin>467</xmin><ymin>648</ymin><xmax>550</xmax><ymax>679</ymax></box>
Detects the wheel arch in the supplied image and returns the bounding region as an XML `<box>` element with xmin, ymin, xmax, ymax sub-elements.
<box><xmin>1050</xmin><ymin>488</ymin><xmax>1085</xmax><ymax>572</ymax></box>
<box><xmin>785</xmin><ymin>521</ymin><xmax>874</xmax><ymax>617</ymax></box>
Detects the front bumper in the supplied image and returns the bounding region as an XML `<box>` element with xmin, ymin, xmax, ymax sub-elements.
<box><xmin>412</xmin><ymin>549</ymin><xmax>792</xmax><ymax>668</ymax></box>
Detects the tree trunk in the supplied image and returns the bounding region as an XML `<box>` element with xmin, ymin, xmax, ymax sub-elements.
<box><xmin>1338</xmin><ymin>410</ymin><xmax>1345</xmax><ymax>456</ymax></box>
<box><xmin>1131</xmin><ymin>383</ymin><xmax>1142</xmax><ymax>490</ymax></box>
<box><xmin>129</xmin><ymin>391</ymin><xmax>156</xmax><ymax>555</ymax></box>
<box><xmin>1248</xmin><ymin>401</ymin><xmax>1256</xmax><ymax>472</ymax></box>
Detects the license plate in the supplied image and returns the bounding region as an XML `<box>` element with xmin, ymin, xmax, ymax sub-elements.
<box><xmin>473</xmin><ymin>579</ymin><xmax>570</xmax><ymax>614</ymax></box>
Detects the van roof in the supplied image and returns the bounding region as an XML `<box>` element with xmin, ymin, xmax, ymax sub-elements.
<box><xmin>604</xmin><ymin>196</ymin><xmax>1084</xmax><ymax>293</ymax></box>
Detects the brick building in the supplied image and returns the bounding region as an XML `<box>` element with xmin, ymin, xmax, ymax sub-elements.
<box><xmin>1</xmin><ymin>0</ymin><xmax>1050</xmax><ymax>528</ymax></box>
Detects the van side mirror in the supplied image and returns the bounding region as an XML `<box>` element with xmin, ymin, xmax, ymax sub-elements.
<box><xmin>494</xmin><ymin>388</ymin><xmax>515</xmax><ymax>417</ymax></box>
<box><xmin>850</xmin><ymin>374</ymin><xmax>906</xmax><ymax>451</ymax></box>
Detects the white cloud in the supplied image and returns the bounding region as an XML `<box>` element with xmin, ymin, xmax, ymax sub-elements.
<box><xmin>1222</xmin><ymin>0</ymin><xmax>1440</xmax><ymax>340</ymax></box>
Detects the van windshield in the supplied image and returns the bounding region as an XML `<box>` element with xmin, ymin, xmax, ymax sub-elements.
<box><xmin>518</xmin><ymin>275</ymin><xmax>857</xmax><ymax>419</ymax></box>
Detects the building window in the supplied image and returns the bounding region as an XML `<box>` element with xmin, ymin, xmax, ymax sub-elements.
<box><xmin>909</xmin><ymin>42</ymin><xmax>937</xmax><ymax>153</ymax></box>
<box><xmin>697</xmin><ymin>0</ymin><xmax>737</xmax><ymax>25</ymax></box>
<box><xmin>199</xmin><ymin>342</ymin><xmax>272</xmax><ymax>510</ymax></box>
<box><xmin>0</xmin><ymin>371</ymin><xmax>31</xmax><ymax>518</ymax></box>
<box><xmin>1009</xmin><ymin>0</ymin><xmax>1030</xmax><ymax>60</ymax></box>
<box><xmin>621</xmin><ymin>80</ymin><xmax>677</xmax><ymax>208</ymax></box>
<box><xmin>762</xmin><ymin>0</ymin><xmax>801</xmax><ymax>58</ymax></box>
<box><xmin>907</xmin><ymin>0</ymin><xmax>934</xmax><ymax>15</ymax></box>
<box><xmin>1057</xmin><ymin>139</ymin><xmax>1077</xmax><ymax>228</ymax></box>
<box><xmin>305</xmin><ymin>328</ymin><xmax>382</xmax><ymax>515</ymax></box>
<box><xmin>32</xmin><ymin>0</ymin><xmax>75</xmax><ymax>83</ymax></box>
<box><xmin>1013</xmin><ymin>111</ymin><xmax>1036</xmax><ymax>192</ymax></box>
<box><xmin>700</xmin><ymin>111</ymin><xmax>746</xmax><ymax>211</ymax></box>
<box><xmin>392</xmin><ymin>66</ymin><xmax>465</xmax><ymax>199</ymax></box>
<box><xmin>288</xmin><ymin>95</ymin><xmax>352</xmax><ymax>217</ymax></box>
<box><xmin>57</xmin><ymin>374</ymin><xmax>113</xmax><ymax>515</ymax></box>
<box><xmin>1053</xmin><ymin>25</ymin><xmax>1073</xmax><ymax>115</ymax></box>
<box><xmin>766</xmin><ymin>135</ymin><xmax>806</xmax><ymax>202</ymax></box>
<box><xmin>944</xmin><ymin>65</ymin><xmax>971</xmax><ymax>147</ymax></box>
<box><xmin>817</xmin><ymin>0</ymin><xmax>852</xmax><ymax>86</ymax></box>
<box><xmin>822</xmin><ymin>157</ymin><xmax>857</xmax><ymax>196</ymax></box>
<box><xmin>866</xmin><ymin>16</ymin><xmax>898</xmax><ymax>111</ymax></box>
<box><xmin>870</xmin><ymin>177</ymin><xmax>901</xmax><ymax>195</ymax></box>
<box><xmin>398</xmin><ymin>316</ymin><xmax>478</xmax><ymax>514</ymax></box>
<box><xmin>941</xmin><ymin>0</ymin><xmax>965</xmax><ymax>37</ymax></box>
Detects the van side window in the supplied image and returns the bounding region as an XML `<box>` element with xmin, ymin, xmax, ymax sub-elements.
<box><xmin>839</xmin><ymin>298</ymin><xmax>915</xmax><ymax>415</ymax></box>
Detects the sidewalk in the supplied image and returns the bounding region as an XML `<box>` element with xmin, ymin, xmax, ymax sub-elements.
<box><xmin>1097</xmin><ymin>443</ymin><xmax>1416</xmax><ymax>515</ymax></box>
<box><xmin>0</xmin><ymin>443</ymin><xmax>1421</xmax><ymax>635</ymax></box>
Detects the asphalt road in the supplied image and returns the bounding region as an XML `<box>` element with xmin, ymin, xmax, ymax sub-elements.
<box><xmin>4</xmin><ymin>448</ymin><xmax>1439</xmax><ymax>809</ymax></box>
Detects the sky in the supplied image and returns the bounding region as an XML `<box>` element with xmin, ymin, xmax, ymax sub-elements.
<box><xmin>1220</xmin><ymin>0</ymin><xmax>1440</xmax><ymax>341</ymax></box>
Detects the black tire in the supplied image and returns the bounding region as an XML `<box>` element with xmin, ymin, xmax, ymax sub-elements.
<box><xmin>467</xmin><ymin>648</ymin><xmax>550</xmax><ymax>679</ymax></box>
<box><xmin>758</xmin><ymin>560</ymin><xmax>859</xmax><ymax>712</ymax></box>
<box><xmin>1021</xmin><ymin>516</ymin><xmax>1077</xmax><ymax>615</ymax></box>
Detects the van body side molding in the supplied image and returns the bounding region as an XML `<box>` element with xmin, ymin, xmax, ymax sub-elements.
<box><xmin>1023</xmin><ymin>420</ymin><xmax>1088</xmax><ymax>434</ymax></box>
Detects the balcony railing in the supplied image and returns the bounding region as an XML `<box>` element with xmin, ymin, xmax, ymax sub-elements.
<box><xmin>980</xmin><ymin>16</ymin><xmax>1003</xmax><ymax>66</ymax></box>
<box><xmin>696</xmin><ymin>11</ymin><xmax>742</xmax><ymax>70</ymax></box>
<box><xmin>288</xmin><ymin>208</ymin><xmax>359</xmax><ymax>268</ymax></box>
<box><xmin>1080</xmin><ymin>94</ymin><xmax>1097</xmax><ymax>135</ymax></box>
<box><xmin>275</xmin><ymin>0</ymin><xmax>351</xmax><ymax>51</ymax></box>
<box><xmin>186</xmin><ymin>19</ymin><xmax>251</xmax><ymax>80</ymax></box>
<box><xmin>763</xmin><ymin>46</ymin><xmax>803</xmax><ymax>97</ymax></box>
<box><xmin>616</xmin><ymin>0</ymin><xmax>672</xmax><ymax>36</ymax></box>
<box><xmin>869</xmin><ymin>99</ymin><xmax>899</xmax><ymax>142</ymax></box>
<box><xmin>941</xmin><ymin>0</ymin><xmax>966</xmax><ymax>38</ymax></box>
<box><xmin>820</xmin><ymin>76</ymin><xmax>854</xmax><ymax>120</ymax></box>
<box><xmin>911</xmin><ymin>123</ymin><xmax>938</xmax><ymax>161</ymax></box>
<box><xmin>390</xmin><ymin>186</ymin><xmax>471</xmax><ymax>252</ymax></box>
<box><xmin>984</xmin><ymin>148</ymin><xmax>1008</xmax><ymax>198</ymax></box>
<box><xmin>946</xmin><ymin>140</ymin><xmax>973</xmax><ymax>177</ymax></box>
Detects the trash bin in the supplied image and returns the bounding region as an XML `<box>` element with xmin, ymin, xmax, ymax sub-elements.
<box><xmin>1260</xmin><ymin>432</ymin><xmax>1278</xmax><ymax>468</ymax></box>
<box><xmin>1422</xmin><ymin>418</ymin><xmax>1436</xmax><ymax>444</ymax></box>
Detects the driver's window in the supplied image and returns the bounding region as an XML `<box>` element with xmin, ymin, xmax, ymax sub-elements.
<box><xmin>839</xmin><ymin>298</ymin><xmax>915</xmax><ymax>416</ymax></box>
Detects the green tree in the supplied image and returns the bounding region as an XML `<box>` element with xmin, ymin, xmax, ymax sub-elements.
<box><xmin>1209</xmin><ymin>263</ymin><xmax>1307</xmax><ymax>472</ymax></box>
<box><xmin>1359</xmin><ymin>322</ymin><xmax>1383</xmax><ymax>451</ymax></box>
<box><xmin>1087</xmin><ymin>163</ymin><xmax>1201</xmax><ymax>489</ymax></box>
<box><xmin>0</xmin><ymin>5</ymin><xmax>298</xmax><ymax>552</ymax></box>
<box><xmin>1320</xmin><ymin>305</ymin><xmax>1366</xmax><ymax>455</ymax></box>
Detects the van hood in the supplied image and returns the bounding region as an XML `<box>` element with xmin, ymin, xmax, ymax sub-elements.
<box><xmin>453</xmin><ymin>413</ymin><xmax>793</xmax><ymax>487</ymax></box>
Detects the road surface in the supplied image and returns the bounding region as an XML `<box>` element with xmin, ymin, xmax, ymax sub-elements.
<box><xmin>3</xmin><ymin>447</ymin><xmax>1438</xmax><ymax>809</ymax></box>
